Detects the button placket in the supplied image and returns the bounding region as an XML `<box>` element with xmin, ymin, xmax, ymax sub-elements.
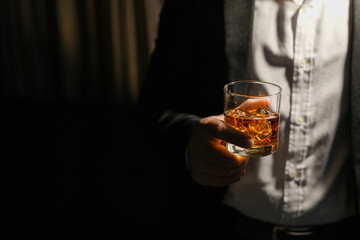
<box><xmin>281</xmin><ymin>0</ymin><xmax>318</xmax><ymax>223</ymax></box>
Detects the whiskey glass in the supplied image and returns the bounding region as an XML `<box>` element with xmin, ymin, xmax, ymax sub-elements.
<box><xmin>224</xmin><ymin>80</ymin><xmax>282</xmax><ymax>157</ymax></box>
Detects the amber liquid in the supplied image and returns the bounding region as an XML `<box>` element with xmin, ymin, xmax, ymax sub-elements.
<box><xmin>224</xmin><ymin>108</ymin><xmax>279</xmax><ymax>157</ymax></box>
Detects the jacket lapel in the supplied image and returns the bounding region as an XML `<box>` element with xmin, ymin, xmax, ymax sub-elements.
<box><xmin>224</xmin><ymin>0</ymin><xmax>254</xmax><ymax>81</ymax></box>
<box><xmin>351</xmin><ymin>0</ymin><xmax>360</xmax><ymax>212</ymax></box>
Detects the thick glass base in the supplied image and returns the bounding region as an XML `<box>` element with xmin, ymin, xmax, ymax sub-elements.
<box><xmin>226</xmin><ymin>142</ymin><xmax>278</xmax><ymax>157</ymax></box>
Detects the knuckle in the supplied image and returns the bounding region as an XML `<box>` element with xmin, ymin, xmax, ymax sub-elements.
<box><xmin>199</xmin><ymin>116</ymin><xmax>213</xmax><ymax>127</ymax></box>
<box><xmin>200</xmin><ymin>116</ymin><xmax>223</xmax><ymax>132</ymax></box>
<box><xmin>223</xmin><ymin>168</ymin><xmax>238</xmax><ymax>177</ymax></box>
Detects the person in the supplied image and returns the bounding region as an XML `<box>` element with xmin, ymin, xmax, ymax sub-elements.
<box><xmin>138</xmin><ymin>0</ymin><xmax>360</xmax><ymax>239</ymax></box>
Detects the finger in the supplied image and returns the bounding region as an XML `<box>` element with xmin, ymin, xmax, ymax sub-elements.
<box><xmin>208</xmin><ymin>143</ymin><xmax>248</xmax><ymax>168</ymax></box>
<box><xmin>200</xmin><ymin>117</ymin><xmax>254</xmax><ymax>148</ymax></box>
<box><xmin>237</xmin><ymin>98</ymin><xmax>270</xmax><ymax>111</ymax></box>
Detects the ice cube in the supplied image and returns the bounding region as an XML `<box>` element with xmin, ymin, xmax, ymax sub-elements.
<box><xmin>248</xmin><ymin>120</ymin><xmax>272</xmax><ymax>140</ymax></box>
<box><xmin>233</xmin><ymin>109</ymin><xmax>246</xmax><ymax>117</ymax></box>
<box><xmin>255</xmin><ymin>107</ymin><xmax>270</xmax><ymax>117</ymax></box>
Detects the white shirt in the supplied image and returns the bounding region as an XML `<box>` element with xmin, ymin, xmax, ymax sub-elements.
<box><xmin>223</xmin><ymin>0</ymin><xmax>356</xmax><ymax>226</ymax></box>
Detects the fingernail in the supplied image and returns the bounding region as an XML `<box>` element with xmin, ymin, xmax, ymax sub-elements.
<box><xmin>248</xmin><ymin>138</ymin><xmax>254</xmax><ymax>147</ymax></box>
<box><xmin>242</xmin><ymin>138</ymin><xmax>254</xmax><ymax>148</ymax></box>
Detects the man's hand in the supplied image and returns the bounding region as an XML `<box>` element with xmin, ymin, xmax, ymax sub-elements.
<box><xmin>187</xmin><ymin>115</ymin><xmax>254</xmax><ymax>187</ymax></box>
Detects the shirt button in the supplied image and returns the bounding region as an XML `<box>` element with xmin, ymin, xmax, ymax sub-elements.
<box><xmin>295</xmin><ymin>116</ymin><xmax>305</xmax><ymax>126</ymax></box>
<box><xmin>301</xmin><ymin>4</ymin><xmax>312</xmax><ymax>13</ymax></box>
<box><xmin>298</xmin><ymin>58</ymin><xmax>310</xmax><ymax>69</ymax></box>
<box><xmin>289</xmin><ymin>169</ymin><xmax>298</xmax><ymax>179</ymax></box>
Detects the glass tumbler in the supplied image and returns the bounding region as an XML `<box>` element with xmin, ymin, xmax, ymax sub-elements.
<box><xmin>224</xmin><ymin>80</ymin><xmax>282</xmax><ymax>157</ymax></box>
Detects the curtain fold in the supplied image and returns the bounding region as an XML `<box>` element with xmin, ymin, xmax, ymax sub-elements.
<box><xmin>0</xmin><ymin>1</ymin><xmax>166</xmax><ymax>234</ymax></box>
<box><xmin>0</xmin><ymin>0</ymin><xmax>164</xmax><ymax>105</ymax></box>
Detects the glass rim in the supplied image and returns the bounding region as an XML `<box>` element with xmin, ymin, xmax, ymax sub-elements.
<box><xmin>223</xmin><ymin>80</ymin><xmax>282</xmax><ymax>98</ymax></box>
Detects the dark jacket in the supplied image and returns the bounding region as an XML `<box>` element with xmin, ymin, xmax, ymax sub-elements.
<box><xmin>139</xmin><ymin>0</ymin><xmax>360</xmax><ymax>235</ymax></box>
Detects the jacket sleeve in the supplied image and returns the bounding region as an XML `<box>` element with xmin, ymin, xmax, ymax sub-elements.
<box><xmin>137</xmin><ymin>0</ymin><xmax>202</xmax><ymax>169</ymax></box>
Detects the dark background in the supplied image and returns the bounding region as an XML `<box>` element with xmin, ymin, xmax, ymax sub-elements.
<box><xmin>0</xmin><ymin>0</ymin><xmax>167</xmax><ymax>238</ymax></box>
